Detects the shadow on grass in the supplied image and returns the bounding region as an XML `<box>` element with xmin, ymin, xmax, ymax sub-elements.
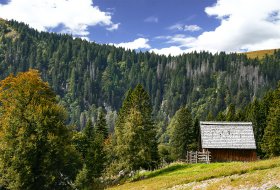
<box><xmin>129</xmin><ymin>164</ymin><xmax>195</xmax><ymax>182</ymax></box>
<box><xmin>145</xmin><ymin>164</ymin><xmax>192</xmax><ymax>178</ymax></box>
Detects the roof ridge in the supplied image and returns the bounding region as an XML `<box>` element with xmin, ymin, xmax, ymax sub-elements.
<box><xmin>200</xmin><ymin>121</ymin><xmax>252</xmax><ymax>125</ymax></box>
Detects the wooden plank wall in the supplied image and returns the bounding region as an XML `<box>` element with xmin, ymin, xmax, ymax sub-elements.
<box><xmin>208</xmin><ymin>149</ymin><xmax>257</xmax><ymax>162</ymax></box>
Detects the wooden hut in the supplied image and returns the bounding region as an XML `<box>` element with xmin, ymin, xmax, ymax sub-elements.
<box><xmin>200</xmin><ymin>121</ymin><xmax>257</xmax><ymax>162</ymax></box>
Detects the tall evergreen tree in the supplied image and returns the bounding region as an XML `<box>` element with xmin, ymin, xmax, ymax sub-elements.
<box><xmin>115</xmin><ymin>89</ymin><xmax>133</xmax><ymax>133</ymax></box>
<box><xmin>114</xmin><ymin>84</ymin><xmax>159</xmax><ymax>171</ymax></box>
<box><xmin>261</xmin><ymin>84</ymin><xmax>280</xmax><ymax>157</ymax></box>
<box><xmin>206</xmin><ymin>111</ymin><xmax>215</xmax><ymax>121</ymax></box>
<box><xmin>168</xmin><ymin>107</ymin><xmax>194</xmax><ymax>160</ymax></box>
<box><xmin>226</xmin><ymin>104</ymin><xmax>236</xmax><ymax>121</ymax></box>
<box><xmin>261</xmin><ymin>104</ymin><xmax>280</xmax><ymax>157</ymax></box>
<box><xmin>246</xmin><ymin>99</ymin><xmax>267</xmax><ymax>157</ymax></box>
<box><xmin>216</xmin><ymin>111</ymin><xmax>226</xmax><ymax>121</ymax></box>
<box><xmin>75</xmin><ymin>119</ymin><xmax>106</xmax><ymax>189</ymax></box>
<box><xmin>95</xmin><ymin>110</ymin><xmax>108</xmax><ymax>139</ymax></box>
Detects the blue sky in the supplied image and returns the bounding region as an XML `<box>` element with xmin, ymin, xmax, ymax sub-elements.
<box><xmin>92</xmin><ymin>0</ymin><xmax>218</xmax><ymax>45</ymax></box>
<box><xmin>0</xmin><ymin>0</ymin><xmax>280</xmax><ymax>55</ymax></box>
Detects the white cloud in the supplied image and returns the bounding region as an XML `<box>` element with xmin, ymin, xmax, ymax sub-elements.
<box><xmin>168</xmin><ymin>24</ymin><xmax>201</xmax><ymax>32</ymax></box>
<box><xmin>144</xmin><ymin>16</ymin><xmax>158</xmax><ymax>23</ymax></box>
<box><xmin>156</xmin><ymin>0</ymin><xmax>280</xmax><ymax>55</ymax></box>
<box><xmin>165</xmin><ymin>34</ymin><xmax>196</xmax><ymax>47</ymax></box>
<box><xmin>184</xmin><ymin>25</ymin><xmax>201</xmax><ymax>32</ymax></box>
<box><xmin>150</xmin><ymin>46</ymin><xmax>188</xmax><ymax>56</ymax></box>
<box><xmin>112</xmin><ymin>38</ymin><xmax>151</xmax><ymax>50</ymax></box>
<box><xmin>0</xmin><ymin>0</ymin><xmax>119</xmax><ymax>38</ymax></box>
<box><xmin>196</xmin><ymin>0</ymin><xmax>280</xmax><ymax>52</ymax></box>
<box><xmin>80</xmin><ymin>36</ymin><xmax>90</xmax><ymax>41</ymax></box>
<box><xmin>106</xmin><ymin>23</ymin><xmax>120</xmax><ymax>31</ymax></box>
<box><xmin>168</xmin><ymin>24</ymin><xmax>183</xmax><ymax>31</ymax></box>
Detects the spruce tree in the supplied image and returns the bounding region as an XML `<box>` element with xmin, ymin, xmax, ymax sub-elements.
<box><xmin>226</xmin><ymin>104</ymin><xmax>236</xmax><ymax>121</ymax></box>
<box><xmin>95</xmin><ymin>110</ymin><xmax>108</xmax><ymax>139</ymax></box>
<box><xmin>206</xmin><ymin>111</ymin><xmax>215</xmax><ymax>121</ymax></box>
<box><xmin>168</xmin><ymin>107</ymin><xmax>194</xmax><ymax>160</ymax></box>
<box><xmin>75</xmin><ymin>119</ymin><xmax>106</xmax><ymax>189</ymax></box>
<box><xmin>114</xmin><ymin>84</ymin><xmax>159</xmax><ymax>171</ymax></box>
<box><xmin>247</xmin><ymin>99</ymin><xmax>267</xmax><ymax>157</ymax></box>
<box><xmin>216</xmin><ymin>111</ymin><xmax>226</xmax><ymax>121</ymax></box>
<box><xmin>261</xmin><ymin>104</ymin><xmax>280</xmax><ymax>157</ymax></box>
<box><xmin>261</xmin><ymin>83</ymin><xmax>280</xmax><ymax>157</ymax></box>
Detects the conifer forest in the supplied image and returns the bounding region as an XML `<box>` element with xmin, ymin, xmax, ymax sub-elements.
<box><xmin>0</xmin><ymin>20</ymin><xmax>280</xmax><ymax>189</ymax></box>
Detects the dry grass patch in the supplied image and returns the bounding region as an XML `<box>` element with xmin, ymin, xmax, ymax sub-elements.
<box><xmin>244</xmin><ymin>49</ymin><xmax>277</xmax><ymax>59</ymax></box>
<box><xmin>184</xmin><ymin>166</ymin><xmax>280</xmax><ymax>190</ymax></box>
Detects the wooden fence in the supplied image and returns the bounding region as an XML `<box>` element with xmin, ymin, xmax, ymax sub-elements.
<box><xmin>186</xmin><ymin>151</ymin><xmax>211</xmax><ymax>164</ymax></box>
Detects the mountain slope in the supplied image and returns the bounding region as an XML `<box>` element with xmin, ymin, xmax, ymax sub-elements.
<box><xmin>107</xmin><ymin>157</ymin><xmax>280</xmax><ymax>190</ymax></box>
<box><xmin>244</xmin><ymin>49</ymin><xmax>278</xmax><ymax>59</ymax></box>
<box><xmin>0</xmin><ymin>19</ymin><xmax>280</xmax><ymax>129</ymax></box>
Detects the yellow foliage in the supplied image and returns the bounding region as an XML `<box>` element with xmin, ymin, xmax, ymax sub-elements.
<box><xmin>0</xmin><ymin>69</ymin><xmax>78</xmax><ymax>189</ymax></box>
<box><xmin>0</xmin><ymin>69</ymin><xmax>56</xmax><ymax>136</ymax></box>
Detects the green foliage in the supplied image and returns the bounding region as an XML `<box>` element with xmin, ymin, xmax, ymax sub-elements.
<box><xmin>168</xmin><ymin>107</ymin><xmax>196</xmax><ymax>160</ymax></box>
<box><xmin>216</xmin><ymin>111</ymin><xmax>226</xmax><ymax>121</ymax></box>
<box><xmin>206</xmin><ymin>111</ymin><xmax>215</xmax><ymax>121</ymax></box>
<box><xmin>114</xmin><ymin>85</ymin><xmax>159</xmax><ymax>172</ymax></box>
<box><xmin>1</xmin><ymin>20</ymin><xmax>280</xmax><ymax>163</ymax></box>
<box><xmin>0</xmin><ymin>70</ymin><xmax>81</xmax><ymax>190</ymax></box>
<box><xmin>245</xmin><ymin>99</ymin><xmax>267</xmax><ymax>157</ymax></box>
<box><xmin>75</xmin><ymin>165</ymin><xmax>104</xmax><ymax>190</ymax></box>
<box><xmin>226</xmin><ymin>104</ymin><xmax>236</xmax><ymax>121</ymax></box>
<box><xmin>95</xmin><ymin>109</ymin><xmax>109</xmax><ymax>139</ymax></box>
<box><xmin>262</xmin><ymin>84</ymin><xmax>280</xmax><ymax>157</ymax></box>
<box><xmin>268</xmin><ymin>186</ymin><xmax>280</xmax><ymax>190</ymax></box>
<box><xmin>1</xmin><ymin>20</ymin><xmax>280</xmax><ymax>130</ymax></box>
<box><xmin>74</xmin><ymin>120</ymin><xmax>106</xmax><ymax>189</ymax></box>
<box><xmin>262</xmin><ymin>105</ymin><xmax>280</xmax><ymax>157</ymax></box>
<box><xmin>158</xmin><ymin>144</ymin><xmax>172</xmax><ymax>163</ymax></box>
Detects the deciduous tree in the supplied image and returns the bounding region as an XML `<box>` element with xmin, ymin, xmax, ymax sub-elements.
<box><xmin>0</xmin><ymin>70</ymin><xmax>80</xmax><ymax>190</ymax></box>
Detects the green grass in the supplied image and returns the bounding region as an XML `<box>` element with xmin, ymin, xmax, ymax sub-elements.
<box><xmin>107</xmin><ymin>157</ymin><xmax>280</xmax><ymax>190</ymax></box>
<box><xmin>130</xmin><ymin>163</ymin><xmax>192</xmax><ymax>181</ymax></box>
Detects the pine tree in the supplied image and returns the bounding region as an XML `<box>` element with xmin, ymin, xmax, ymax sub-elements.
<box><xmin>168</xmin><ymin>107</ymin><xmax>194</xmax><ymax>160</ymax></box>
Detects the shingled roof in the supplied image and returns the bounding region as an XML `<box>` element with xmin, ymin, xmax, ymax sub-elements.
<box><xmin>200</xmin><ymin>121</ymin><xmax>256</xmax><ymax>149</ymax></box>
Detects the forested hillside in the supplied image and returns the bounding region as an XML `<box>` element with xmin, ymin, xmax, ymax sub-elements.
<box><xmin>1</xmin><ymin>19</ymin><xmax>280</xmax><ymax>189</ymax></box>
<box><xmin>0</xmin><ymin>19</ymin><xmax>280</xmax><ymax>131</ymax></box>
